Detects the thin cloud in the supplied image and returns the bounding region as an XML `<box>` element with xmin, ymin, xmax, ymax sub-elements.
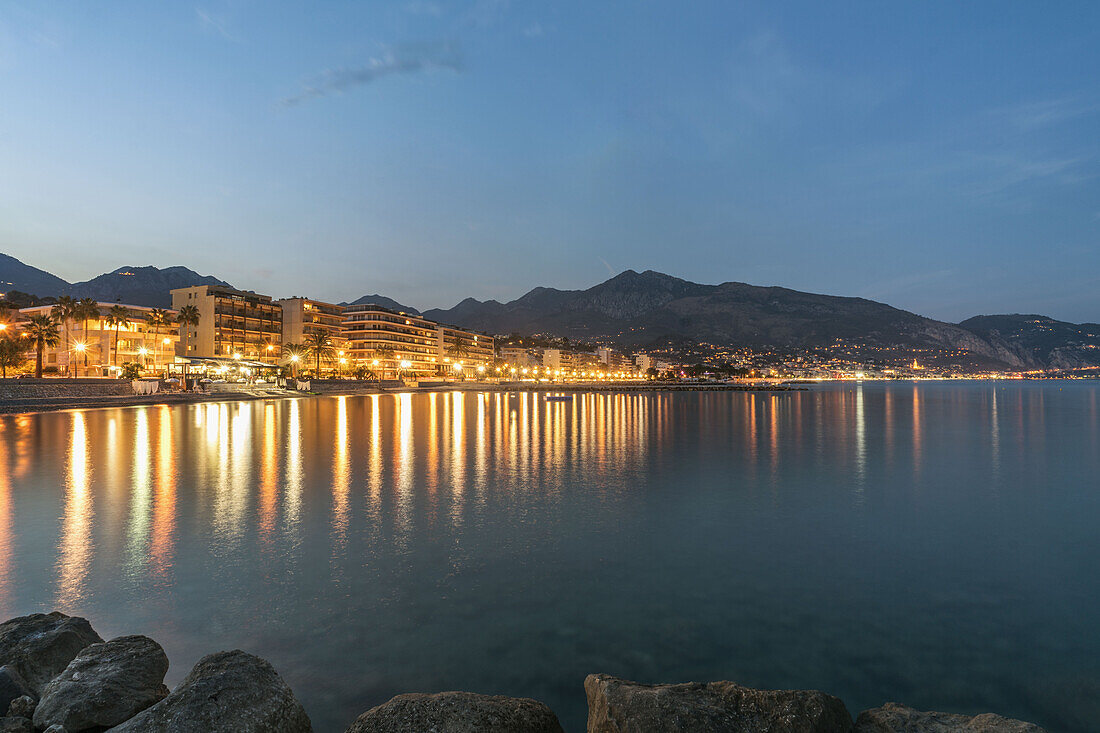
<box><xmin>281</xmin><ymin>42</ymin><xmax>462</xmax><ymax>107</ymax></box>
<box><xmin>195</xmin><ymin>8</ymin><xmax>239</xmax><ymax>42</ymax></box>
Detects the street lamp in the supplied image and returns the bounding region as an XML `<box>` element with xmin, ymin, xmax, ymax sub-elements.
<box><xmin>73</xmin><ymin>342</ymin><xmax>85</xmax><ymax>378</ymax></box>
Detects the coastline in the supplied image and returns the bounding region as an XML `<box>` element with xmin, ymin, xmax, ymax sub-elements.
<box><xmin>0</xmin><ymin>380</ymin><xmax>801</xmax><ymax>416</ymax></box>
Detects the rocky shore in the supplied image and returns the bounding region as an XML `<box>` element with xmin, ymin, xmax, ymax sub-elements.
<box><xmin>1</xmin><ymin>613</ymin><xmax>1047</xmax><ymax>732</ymax></box>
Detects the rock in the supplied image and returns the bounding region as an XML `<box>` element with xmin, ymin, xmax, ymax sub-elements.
<box><xmin>344</xmin><ymin>691</ymin><xmax>565</xmax><ymax>733</ymax></box>
<box><xmin>33</xmin><ymin>635</ymin><xmax>169</xmax><ymax>732</ymax></box>
<box><xmin>41</xmin><ymin>725</ymin><xmax>65</xmax><ymax>733</ymax></box>
<box><xmin>0</xmin><ymin>613</ymin><xmax>103</xmax><ymax>695</ymax></box>
<box><xmin>5</xmin><ymin>697</ymin><xmax>34</xmax><ymax>719</ymax></box>
<box><xmin>110</xmin><ymin>650</ymin><xmax>311</xmax><ymax>733</ymax></box>
<box><xmin>0</xmin><ymin>667</ymin><xmax>32</xmax><ymax>719</ymax></box>
<box><xmin>584</xmin><ymin>674</ymin><xmax>852</xmax><ymax>733</ymax></box>
<box><xmin>0</xmin><ymin>717</ymin><xmax>33</xmax><ymax>733</ymax></box>
<box><xmin>853</xmin><ymin>703</ymin><xmax>1046</xmax><ymax>732</ymax></box>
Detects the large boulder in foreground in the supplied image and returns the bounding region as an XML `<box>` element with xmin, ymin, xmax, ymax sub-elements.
<box><xmin>853</xmin><ymin>703</ymin><xmax>1046</xmax><ymax>732</ymax></box>
<box><xmin>33</xmin><ymin>634</ymin><xmax>169</xmax><ymax>732</ymax></box>
<box><xmin>584</xmin><ymin>674</ymin><xmax>852</xmax><ymax>733</ymax></box>
<box><xmin>0</xmin><ymin>667</ymin><xmax>32</xmax><ymax>719</ymax></box>
<box><xmin>111</xmin><ymin>650</ymin><xmax>311</xmax><ymax>733</ymax></box>
<box><xmin>0</xmin><ymin>716</ymin><xmax>33</xmax><ymax>733</ymax></box>
<box><xmin>0</xmin><ymin>613</ymin><xmax>103</xmax><ymax>695</ymax></box>
<box><xmin>344</xmin><ymin>691</ymin><xmax>564</xmax><ymax>733</ymax></box>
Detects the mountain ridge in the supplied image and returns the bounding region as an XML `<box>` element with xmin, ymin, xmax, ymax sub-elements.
<box><xmin>3</xmin><ymin>253</ymin><xmax>1096</xmax><ymax>370</ymax></box>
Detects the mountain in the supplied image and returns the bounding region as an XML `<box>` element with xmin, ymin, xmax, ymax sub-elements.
<box><xmin>69</xmin><ymin>266</ymin><xmax>231</xmax><ymax>307</ymax></box>
<box><xmin>0</xmin><ymin>253</ymin><xmax>71</xmax><ymax>296</ymax></box>
<box><xmin>0</xmin><ymin>254</ymin><xmax>231</xmax><ymax>307</ymax></box>
<box><xmin>341</xmin><ymin>294</ymin><xmax>420</xmax><ymax>315</ymax></box>
<box><xmin>958</xmin><ymin>315</ymin><xmax>1100</xmax><ymax>370</ymax></box>
<box><xmin>422</xmin><ymin>270</ymin><xmax>1089</xmax><ymax>370</ymax></box>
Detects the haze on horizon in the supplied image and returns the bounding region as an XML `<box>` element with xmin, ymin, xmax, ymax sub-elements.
<box><xmin>0</xmin><ymin>1</ymin><xmax>1097</xmax><ymax>323</ymax></box>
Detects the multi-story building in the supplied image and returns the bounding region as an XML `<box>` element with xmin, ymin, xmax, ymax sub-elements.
<box><xmin>541</xmin><ymin>348</ymin><xmax>574</xmax><ymax>373</ymax></box>
<box><xmin>342</xmin><ymin>303</ymin><xmax>494</xmax><ymax>376</ymax></box>
<box><xmin>18</xmin><ymin>303</ymin><xmax>179</xmax><ymax>376</ymax></box>
<box><xmin>596</xmin><ymin>347</ymin><xmax>636</xmax><ymax>374</ymax></box>
<box><xmin>501</xmin><ymin>346</ymin><xmax>542</xmax><ymax>369</ymax></box>
<box><xmin>277</xmin><ymin>297</ymin><xmax>345</xmax><ymax>346</ymax></box>
<box><xmin>437</xmin><ymin>325</ymin><xmax>493</xmax><ymax>369</ymax></box>
<box><xmin>171</xmin><ymin>285</ymin><xmax>282</xmax><ymax>363</ymax></box>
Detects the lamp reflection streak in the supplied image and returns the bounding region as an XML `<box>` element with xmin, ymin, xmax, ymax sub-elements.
<box><xmin>57</xmin><ymin>412</ymin><xmax>93</xmax><ymax>608</ymax></box>
<box><xmin>0</xmin><ymin>425</ymin><xmax>12</xmax><ymax>614</ymax></box>
<box><xmin>149</xmin><ymin>406</ymin><xmax>177</xmax><ymax>583</ymax></box>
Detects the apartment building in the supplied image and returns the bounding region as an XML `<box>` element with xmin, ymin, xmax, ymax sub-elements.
<box><xmin>18</xmin><ymin>303</ymin><xmax>179</xmax><ymax>375</ymax></box>
<box><xmin>277</xmin><ymin>297</ymin><xmax>345</xmax><ymax>345</ymax></box>
<box><xmin>171</xmin><ymin>285</ymin><xmax>282</xmax><ymax>363</ymax></box>
<box><xmin>342</xmin><ymin>303</ymin><xmax>494</xmax><ymax>376</ymax></box>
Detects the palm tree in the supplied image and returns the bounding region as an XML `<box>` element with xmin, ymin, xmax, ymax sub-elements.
<box><xmin>25</xmin><ymin>314</ymin><xmax>60</xmax><ymax>378</ymax></box>
<box><xmin>51</xmin><ymin>296</ymin><xmax>77</xmax><ymax>377</ymax></box>
<box><xmin>373</xmin><ymin>346</ymin><xmax>396</xmax><ymax>379</ymax></box>
<box><xmin>176</xmin><ymin>305</ymin><xmax>200</xmax><ymax>359</ymax></box>
<box><xmin>0</xmin><ymin>337</ymin><xmax>27</xmax><ymax>378</ymax></box>
<box><xmin>445</xmin><ymin>340</ymin><xmax>471</xmax><ymax>377</ymax></box>
<box><xmin>282</xmin><ymin>342</ymin><xmax>308</xmax><ymax>378</ymax></box>
<box><xmin>75</xmin><ymin>299</ymin><xmax>100</xmax><ymax>375</ymax></box>
<box><xmin>105</xmin><ymin>305</ymin><xmax>131</xmax><ymax>367</ymax></box>
<box><xmin>146</xmin><ymin>308</ymin><xmax>172</xmax><ymax>369</ymax></box>
<box><xmin>304</xmin><ymin>330</ymin><xmax>336</xmax><ymax>376</ymax></box>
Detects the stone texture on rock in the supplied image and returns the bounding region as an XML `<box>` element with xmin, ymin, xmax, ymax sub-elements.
<box><xmin>0</xmin><ymin>717</ymin><xmax>33</xmax><ymax>733</ymax></box>
<box><xmin>344</xmin><ymin>691</ymin><xmax>565</xmax><ymax>733</ymax></box>
<box><xmin>32</xmin><ymin>635</ymin><xmax>169</xmax><ymax>732</ymax></box>
<box><xmin>4</xmin><ymin>697</ymin><xmax>33</xmax><ymax>719</ymax></box>
<box><xmin>0</xmin><ymin>613</ymin><xmax>103</xmax><ymax>695</ymax></box>
<box><xmin>853</xmin><ymin>703</ymin><xmax>1047</xmax><ymax>732</ymax></box>
<box><xmin>110</xmin><ymin>650</ymin><xmax>311</xmax><ymax>733</ymax></box>
<box><xmin>584</xmin><ymin>674</ymin><xmax>852</xmax><ymax>733</ymax></box>
<box><xmin>0</xmin><ymin>667</ymin><xmax>32</xmax><ymax>720</ymax></box>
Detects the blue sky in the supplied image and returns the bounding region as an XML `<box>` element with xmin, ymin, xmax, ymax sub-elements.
<box><xmin>0</xmin><ymin>1</ymin><xmax>1097</xmax><ymax>321</ymax></box>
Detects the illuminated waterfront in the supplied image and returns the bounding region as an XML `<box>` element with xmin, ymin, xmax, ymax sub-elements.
<box><xmin>0</xmin><ymin>383</ymin><xmax>1097</xmax><ymax>731</ymax></box>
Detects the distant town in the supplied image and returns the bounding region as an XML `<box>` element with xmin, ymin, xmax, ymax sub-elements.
<box><xmin>0</xmin><ymin>282</ymin><xmax>1093</xmax><ymax>385</ymax></box>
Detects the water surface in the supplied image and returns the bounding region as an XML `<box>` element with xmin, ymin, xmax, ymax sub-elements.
<box><xmin>0</xmin><ymin>383</ymin><xmax>1097</xmax><ymax>731</ymax></box>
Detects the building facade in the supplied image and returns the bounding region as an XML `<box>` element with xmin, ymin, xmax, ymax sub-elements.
<box><xmin>171</xmin><ymin>285</ymin><xmax>282</xmax><ymax>363</ymax></box>
<box><xmin>18</xmin><ymin>303</ymin><xmax>180</xmax><ymax>375</ymax></box>
<box><xmin>277</xmin><ymin>297</ymin><xmax>345</xmax><ymax>346</ymax></box>
<box><xmin>342</xmin><ymin>303</ymin><xmax>494</xmax><ymax>376</ymax></box>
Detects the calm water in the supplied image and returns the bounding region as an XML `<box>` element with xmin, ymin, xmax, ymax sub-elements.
<box><xmin>0</xmin><ymin>383</ymin><xmax>1098</xmax><ymax>732</ymax></box>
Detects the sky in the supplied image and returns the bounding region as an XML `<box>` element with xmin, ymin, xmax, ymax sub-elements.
<box><xmin>0</xmin><ymin>1</ymin><xmax>1097</xmax><ymax>322</ymax></box>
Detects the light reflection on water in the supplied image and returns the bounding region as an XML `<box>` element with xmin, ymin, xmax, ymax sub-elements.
<box><xmin>0</xmin><ymin>384</ymin><xmax>1098</xmax><ymax>732</ymax></box>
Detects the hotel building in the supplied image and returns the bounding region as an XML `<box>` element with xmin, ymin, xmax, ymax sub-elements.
<box><xmin>18</xmin><ymin>303</ymin><xmax>180</xmax><ymax>375</ymax></box>
<box><xmin>171</xmin><ymin>285</ymin><xmax>282</xmax><ymax>363</ymax></box>
<box><xmin>277</xmin><ymin>297</ymin><xmax>345</xmax><ymax>345</ymax></box>
<box><xmin>341</xmin><ymin>303</ymin><xmax>494</xmax><ymax>376</ymax></box>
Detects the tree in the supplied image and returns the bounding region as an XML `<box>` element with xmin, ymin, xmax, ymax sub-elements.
<box><xmin>304</xmin><ymin>330</ymin><xmax>336</xmax><ymax>376</ymax></box>
<box><xmin>105</xmin><ymin>305</ymin><xmax>132</xmax><ymax>367</ymax></box>
<box><xmin>51</xmin><ymin>296</ymin><xmax>78</xmax><ymax>377</ymax></box>
<box><xmin>444</xmin><ymin>341</ymin><xmax>471</xmax><ymax>377</ymax></box>
<box><xmin>373</xmin><ymin>346</ymin><xmax>396</xmax><ymax>379</ymax></box>
<box><xmin>282</xmin><ymin>342</ymin><xmax>308</xmax><ymax>378</ymax></box>
<box><xmin>74</xmin><ymin>299</ymin><xmax>100</xmax><ymax>375</ymax></box>
<box><xmin>0</xmin><ymin>337</ymin><xmax>27</xmax><ymax>378</ymax></box>
<box><xmin>146</xmin><ymin>308</ymin><xmax>172</xmax><ymax>369</ymax></box>
<box><xmin>24</xmin><ymin>314</ymin><xmax>60</xmax><ymax>378</ymax></box>
<box><xmin>119</xmin><ymin>362</ymin><xmax>142</xmax><ymax>379</ymax></box>
<box><xmin>177</xmin><ymin>305</ymin><xmax>200</xmax><ymax>358</ymax></box>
